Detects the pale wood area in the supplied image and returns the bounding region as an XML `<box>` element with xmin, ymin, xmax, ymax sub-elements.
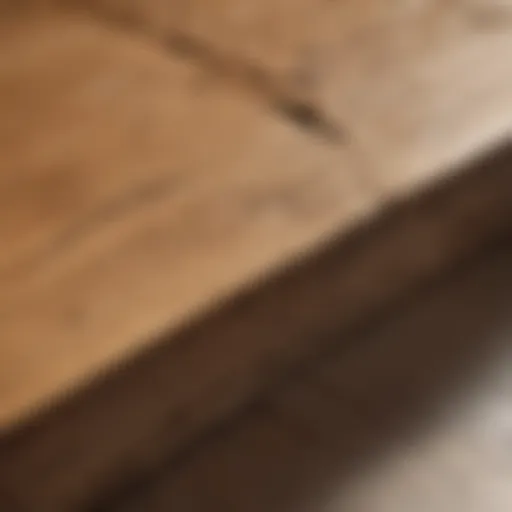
<box><xmin>2</xmin><ymin>0</ymin><xmax>512</xmax><ymax>432</ymax></box>
<box><xmin>0</xmin><ymin>9</ymin><xmax>370</xmax><ymax>428</ymax></box>
<box><xmin>0</xmin><ymin>1</ymin><xmax>512</xmax><ymax>510</ymax></box>
<box><xmin>64</xmin><ymin>0</ymin><xmax>512</xmax><ymax>176</ymax></box>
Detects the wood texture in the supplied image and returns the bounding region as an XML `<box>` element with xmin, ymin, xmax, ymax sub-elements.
<box><xmin>0</xmin><ymin>10</ymin><xmax>367</xmax><ymax>428</ymax></box>
<box><xmin>0</xmin><ymin>1</ymin><xmax>512</xmax><ymax>510</ymax></box>
<box><xmin>65</xmin><ymin>0</ymin><xmax>512</xmax><ymax>175</ymax></box>
<box><xmin>2</xmin><ymin>0</ymin><xmax>512</xmax><ymax>432</ymax></box>
<box><xmin>0</xmin><ymin>9</ymin><xmax>371</xmax><ymax>428</ymax></box>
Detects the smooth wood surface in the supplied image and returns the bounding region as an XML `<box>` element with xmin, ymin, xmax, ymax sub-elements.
<box><xmin>1</xmin><ymin>1</ymin><xmax>512</xmax><ymax>509</ymax></box>
<box><xmin>2</xmin><ymin>0</ymin><xmax>512</xmax><ymax>431</ymax></box>
<box><xmin>76</xmin><ymin>0</ymin><xmax>512</xmax><ymax>169</ymax></box>
<box><xmin>0</xmin><ymin>9</ymin><xmax>370</xmax><ymax>428</ymax></box>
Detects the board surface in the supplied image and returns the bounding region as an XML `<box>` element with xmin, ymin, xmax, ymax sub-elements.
<box><xmin>0</xmin><ymin>1</ymin><xmax>512</xmax><ymax>509</ymax></box>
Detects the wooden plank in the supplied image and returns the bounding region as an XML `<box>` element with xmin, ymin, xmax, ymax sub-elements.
<box><xmin>0</xmin><ymin>9</ymin><xmax>372</xmax><ymax>429</ymax></box>
<box><xmin>60</xmin><ymin>0</ymin><xmax>512</xmax><ymax>174</ymax></box>
<box><xmin>0</xmin><ymin>2</ymin><xmax>511</xmax><ymax>510</ymax></box>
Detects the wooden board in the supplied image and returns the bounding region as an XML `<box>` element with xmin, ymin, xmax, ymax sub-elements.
<box><xmin>0</xmin><ymin>2</ymin><xmax>512</xmax><ymax>510</ymax></box>
<box><xmin>65</xmin><ymin>0</ymin><xmax>512</xmax><ymax>175</ymax></box>
<box><xmin>0</xmin><ymin>9</ymin><xmax>370</xmax><ymax>428</ymax></box>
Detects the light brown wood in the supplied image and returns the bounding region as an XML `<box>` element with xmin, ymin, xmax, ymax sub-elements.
<box><xmin>0</xmin><ymin>9</ymin><xmax>371</xmax><ymax>428</ymax></box>
<box><xmin>0</xmin><ymin>1</ymin><xmax>512</xmax><ymax>510</ymax></box>
<box><xmin>65</xmin><ymin>0</ymin><xmax>512</xmax><ymax>177</ymax></box>
<box><xmin>2</xmin><ymin>0</ymin><xmax>512</xmax><ymax>432</ymax></box>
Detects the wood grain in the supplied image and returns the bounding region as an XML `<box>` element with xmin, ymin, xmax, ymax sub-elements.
<box><xmin>2</xmin><ymin>0</ymin><xmax>511</xmax><ymax>431</ymax></box>
<box><xmin>0</xmin><ymin>2</ymin><xmax>511</xmax><ymax>510</ymax></box>
<box><xmin>0</xmin><ymin>9</ymin><xmax>372</xmax><ymax>428</ymax></box>
<box><xmin>61</xmin><ymin>0</ymin><xmax>512</xmax><ymax>176</ymax></box>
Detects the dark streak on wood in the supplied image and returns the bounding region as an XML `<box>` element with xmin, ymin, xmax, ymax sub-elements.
<box><xmin>273</xmin><ymin>98</ymin><xmax>344</xmax><ymax>141</ymax></box>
